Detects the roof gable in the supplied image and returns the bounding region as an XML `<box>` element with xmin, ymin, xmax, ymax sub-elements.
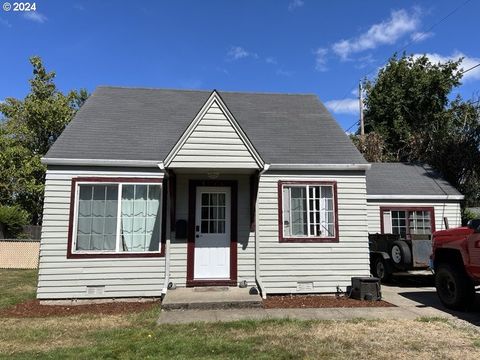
<box><xmin>164</xmin><ymin>91</ymin><xmax>264</xmax><ymax>169</ymax></box>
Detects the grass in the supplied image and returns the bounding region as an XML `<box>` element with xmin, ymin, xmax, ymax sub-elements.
<box><xmin>0</xmin><ymin>269</ymin><xmax>37</xmax><ymax>309</ymax></box>
<box><xmin>1</xmin><ymin>270</ymin><xmax>480</xmax><ymax>359</ymax></box>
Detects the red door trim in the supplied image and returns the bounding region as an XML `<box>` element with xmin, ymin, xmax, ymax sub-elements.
<box><xmin>186</xmin><ymin>180</ymin><xmax>238</xmax><ymax>287</ymax></box>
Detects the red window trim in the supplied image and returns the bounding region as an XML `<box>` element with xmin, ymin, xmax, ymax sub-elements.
<box><xmin>379</xmin><ymin>206</ymin><xmax>436</xmax><ymax>239</ymax></box>
<box><xmin>66</xmin><ymin>177</ymin><xmax>166</xmax><ymax>259</ymax></box>
<box><xmin>278</xmin><ymin>180</ymin><xmax>339</xmax><ymax>243</ymax></box>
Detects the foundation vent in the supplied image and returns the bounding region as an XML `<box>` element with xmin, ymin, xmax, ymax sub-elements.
<box><xmin>296</xmin><ymin>282</ymin><xmax>314</xmax><ymax>292</ymax></box>
<box><xmin>86</xmin><ymin>285</ymin><xmax>105</xmax><ymax>296</ymax></box>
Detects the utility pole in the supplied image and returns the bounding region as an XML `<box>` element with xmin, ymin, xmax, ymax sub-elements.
<box><xmin>359</xmin><ymin>81</ymin><xmax>365</xmax><ymax>136</ymax></box>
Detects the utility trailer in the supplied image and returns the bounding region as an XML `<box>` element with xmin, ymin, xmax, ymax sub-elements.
<box><xmin>369</xmin><ymin>233</ymin><xmax>432</xmax><ymax>281</ymax></box>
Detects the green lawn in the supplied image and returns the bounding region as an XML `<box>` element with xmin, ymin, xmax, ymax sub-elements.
<box><xmin>0</xmin><ymin>269</ymin><xmax>37</xmax><ymax>309</ymax></box>
<box><xmin>1</xmin><ymin>270</ymin><xmax>479</xmax><ymax>360</ymax></box>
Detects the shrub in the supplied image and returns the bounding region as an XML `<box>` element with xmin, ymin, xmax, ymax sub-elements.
<box><xmin>0</xmin><ymin>204</ymin><xmax>30</xmax><ymax>238</ymax></box>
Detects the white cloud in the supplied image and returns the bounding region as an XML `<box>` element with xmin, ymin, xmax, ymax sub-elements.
<box><xmin>410</xmin><ymin>31</ymin><xmax>433</xmax><ymax>42</ymax></box>
<box><xmin>325</xmin><ymin>98</ymin><xmax>359</xmax><ymax>114</ymax></box>
<box><xmin>417</xmin><ymin>52</ymin><xmax>480</xmax><ymax>81</ymax></box>
<box><xmin>288</xmin><ymin>0</ymin><xmax>304</xmax><ymax>11</ymax></box>
<box><xmin>276</xmin><ymin>69</ymin><xmax>293</xmax><ymax>77</ymax></box>
<box><xmin>314</xmin><ymin>48</ymin><xmax>328</xmax><ymax>72</ymax></box>
<box><xmin>74</xmin><ymin>4</ymin><xmax>85</xmax><ymax>11</ymax></box>
<box><xmin>265</xmin><ymin>57</ymin><xmax>277</xmax><ymax>65</ymax></box>
<box><xmin>23</xmin><ymin>12</ymin><xmax>47</xmax><ymax>23</ymax></box>
<box><xmin>332</xmin><ymin>9</ymin><xmax>420</xmax><ymax>60</ymax></box>
<box><xmin>227</xmin><ymin>46</ymin><xmax>258</xmax><ymax>61</ymax></box>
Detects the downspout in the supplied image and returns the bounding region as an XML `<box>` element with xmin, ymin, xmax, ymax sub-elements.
<box><xmin>255</xmin><ymin>164</ymin><xmax>270</xmax><ymax>299</ymax></box>
<box><xmin>158</xmin><ymin>163</ymin><xmax>171</xmax><ymax>296</ymax></box>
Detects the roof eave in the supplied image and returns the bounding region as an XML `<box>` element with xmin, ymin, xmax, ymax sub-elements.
<box><xmin>268</xmin><ymin>163</ymin><xmax>371</xmax><ymax>171</ymax></box>
<box><xmin>41</xmin><ymin>157</ymin><xmax>164</xmax><ymax>168</ymax></box>
<box><xmin>367</xmin><ymin>194</ymin><xmax>464</xmax><ymax>200</ymax></box>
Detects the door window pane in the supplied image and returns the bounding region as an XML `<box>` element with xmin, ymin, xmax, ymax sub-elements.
<box><xmin>199</xmin><ymin>192</ymin><xmax>227</xmax><ymax>234</ymax></box>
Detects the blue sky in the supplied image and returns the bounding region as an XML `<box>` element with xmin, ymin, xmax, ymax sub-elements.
<box><xmin>1</xmin><ymin>0</ymin><xmax>479</xmax><ymax>130</ymax></box>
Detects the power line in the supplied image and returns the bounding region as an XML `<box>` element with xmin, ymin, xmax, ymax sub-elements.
<box><xmin>336</xmin><ymin>0</ymin><xmax>473</xmax><ymax>132</ymax></box>
<box><xmin>396</xmin><ymin>0</ymin><xmax>472</xmax><ymax>56</ymax></box>
<box><xmin>345</xmin><ymin>120</ymin><xmax>360</xmax><ymax>133</ymax></box>
<box><xmin>461</xmin><ymin>63</ymin><xmax>480</xmax><ymax>75</ymax></box>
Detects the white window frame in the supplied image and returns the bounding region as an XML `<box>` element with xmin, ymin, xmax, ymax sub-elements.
<box><xmin>71</xmin><ymin>181</ymin><xmax>163</xmax><ymax>255</ymax></box>
<box><xmin>280</xmin><ymin>182</ymin><xmax>337</xmax><ymax>240</ymax></box>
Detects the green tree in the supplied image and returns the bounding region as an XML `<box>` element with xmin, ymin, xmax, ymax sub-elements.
<box><xmin>353</xmin><ymin>53</ymin><xmax>480</xmax><ymax>208</ymax></box>
<box><xmin>0</xmin><ymin>56</ymin><xmax>88</xmax><ymax>224</ymax></box>
<box><xmin>362</xmin><ymin>53</ymin><xmax>463</xmax><ymax>161</ymax></box>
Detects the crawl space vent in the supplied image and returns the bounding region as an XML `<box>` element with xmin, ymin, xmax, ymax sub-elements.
<box><xmin>86</xmin><ymin>285</ymin><xmax>105</xmax><ymax>296</ymax></box>
<box><xmin>296</xmin><ymin>282</ymin><xmax>314</xmax><ymax>292</ymax></box>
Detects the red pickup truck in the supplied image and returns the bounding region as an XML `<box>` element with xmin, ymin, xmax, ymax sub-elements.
<box><xmin>431</xmin><ymin>220</ymin><xmax>480</xmax><ymax>310</ymax></box>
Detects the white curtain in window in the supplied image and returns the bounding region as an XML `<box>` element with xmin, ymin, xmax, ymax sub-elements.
<box><xmin>121</xmin><ymin>184</ymin><xmax>161</xmax><ymax>252</ymax></box>
<box><xmin>76</xmin><ymin>185</ymin><xmax>117</xmax><ymax>251</ymax></box>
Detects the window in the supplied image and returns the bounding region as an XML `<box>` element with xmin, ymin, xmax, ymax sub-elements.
<box><xmin>279</xmin><ymin>181</ymin><xmax>338</xmax><ymax>242</ymax></box>
<box><xmin>381</xmin><ymin>207</ymin><xmax>434</xmax><ymax>240</ymax></box>
<box><xmin>200</xmin><ymin>192</ymin><xmax>226</xmax><ymax>234</ymax></box>
<box><xmin>69</xmin><ymin>178</ymin><xmax>163</xmax><ymax>257</ymax></box>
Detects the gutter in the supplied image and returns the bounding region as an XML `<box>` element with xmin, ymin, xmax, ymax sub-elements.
<box><xmin>268</xmin><ymin>163</ymin><xmax>371</xmax><ymax>171</ymax></box>
<box><xmin>255</xmin><ymin>164</ymin><xmax>270</xmax><ymax>299</ymax></box>
<box><xmin>159</xmin><ymin>164</ymin><xmax>171</xmax><ymax>296</ymax></box>
<box><xmin>41</xmin><ymin>157</ymin><xmax>161</xmax><ymax>168</ymax></box>
<box><xmin>367</xmin><ymin>194</ymin><xmax>464</xmax><ymax>200</ymax></box>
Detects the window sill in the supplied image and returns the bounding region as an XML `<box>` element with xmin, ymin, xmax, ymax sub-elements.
<box><xmin>67</xmin><ymin>251</ymin><xmax>164</xmax><ymax>259</ymax></box>
<box><xmin>279</xmin><ymin>237</ymin><xmax>339</xmax><ymax>243</ymax></box>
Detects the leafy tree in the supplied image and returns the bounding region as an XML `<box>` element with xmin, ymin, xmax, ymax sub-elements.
<box><xmin>0</xmin><ymin>204</ymin><xmax>30</xmax><ymax>238</ymax></box>
<box><xmin>362</xmin><ymin>53</ymin><xmax>462</xmax><ymax>161</ymax></box>
<box><xmin>350</xmin><ymin>131</ymin><xmax>391</xmax><ymax>162</ymax></box>
<box><xmin>353</xmin><ymin>53</ymin><xmax>480</xmax><ymax>209</ymax></box>
<box><xmin>429</xmin><ymin>99</ymin><xmax>480</xmax><ymax>207</ymax></box>
<box><xmin>0</xmin><ymin>56</ymin><xmax>88</xmax><ymax>224</ymax></box>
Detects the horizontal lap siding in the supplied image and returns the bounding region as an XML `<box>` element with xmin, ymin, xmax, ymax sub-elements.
<box><xmin>37</xmin><ymin>168</ymin><xmax>166</xmax><ymax>299</ymax></box>
<box><xmin>170</xmin><ymin>174</ymin><xmax>255</xmax><ymax>287</ymax></box>
<box><xmin>258</xmin><ymin>172</ymin><xmax>370</xmax><ymax>294</ymax></box>
<box><xmin>367</xmin><ymin>200</ymin><xmax>462</xmax><ymax>234</ymax></box>
<box><xmin>169</xmin><ymin>101</ymin><xmax>258</xmax><ymax>169</ymax></box>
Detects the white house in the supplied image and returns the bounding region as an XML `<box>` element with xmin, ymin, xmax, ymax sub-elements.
<box><xmin>36</xmin><ymin>87</ymin><xmax>462</xmax><ymax>300</ymax></box>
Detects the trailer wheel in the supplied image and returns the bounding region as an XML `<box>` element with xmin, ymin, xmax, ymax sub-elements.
<box><xmin>373</xmin><ymin>257</ymin><xmax>391</xmax><ymax>282</ymax></box>
<box><xmin>435</xmin><ymin>263</ymin><xmax>475</xmax><ymax>310</ymax></box>
<box><xmin>391</xmin><ymin>241</ymin><xmax>412</xmax><ymax>266</ymax></box>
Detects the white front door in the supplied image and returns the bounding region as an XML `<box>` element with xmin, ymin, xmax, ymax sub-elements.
<box><xmin>194</xmin><ymin>186</ymin><xmax>231</xmax><ymax>279</ymax></box>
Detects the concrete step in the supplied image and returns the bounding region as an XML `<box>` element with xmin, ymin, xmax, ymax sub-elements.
<box><xmin>162</xmin><ymin>287</ymin><xmax>263</xmax><ymax>311</ymax></box>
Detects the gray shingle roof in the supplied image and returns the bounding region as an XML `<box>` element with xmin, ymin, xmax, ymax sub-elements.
<box><xmin>367</xmin><ymin>163</ymin><xmax>462</xmax><ymax>196</ymax></box>
<box><xmin>45</xmin><ymin>86</ymin><xmax>367</xmax><ymax>165</ymax></box>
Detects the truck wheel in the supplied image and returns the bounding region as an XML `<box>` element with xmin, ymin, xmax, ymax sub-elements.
<box><xmin>374</xmin><ymin>257</ymin><xmax>391</xmax><ymax>282</ymax></box>
<box><xmin>391</xmin><ymin>241</ymin><xmax>412</xmax><ymax>266</ymax></box>
<box><xmin>435</xmin><ymin>263</ymin><xmax>475</xmax><ymax>310</ymax></box>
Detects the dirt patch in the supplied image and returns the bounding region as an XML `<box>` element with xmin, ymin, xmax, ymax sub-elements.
<box><xmin>0</xmin><ymin>299</ymin><xmax>160</xmax><ymax>318</ymax></box>
<box><xmin>263</xmin><ymin>294</ymin><xmax>394</xmax><ymax>309</ymax></box>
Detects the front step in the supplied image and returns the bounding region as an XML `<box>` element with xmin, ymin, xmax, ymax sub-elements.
<box><xmin>161</xmin><ymin>287</ymin><xmax>263</xmax><ymax>311</ymax></box>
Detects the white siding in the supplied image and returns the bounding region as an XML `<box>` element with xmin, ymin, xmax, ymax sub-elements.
<box><xmin>257</xmin><ymin>172</ymin><xmax>370</xmax><ymax>294</ymax></box>
<box><xmin>170</xmin><ymin>173</ymin><xmax>255</xmax><ymax>287</ymax></box>
<box><xmin>37</xmin><ymin>168</ymin><xmax>166</xmax><ymax>299</ymax></box>
<box><xmin>367</xmin><ymin>200</ymin><xmax>462</xmax><ymax>234</ymax></box>
<box><xmin>169</xmin><ymin>101</ymin><xmax>259</xmax><ymax>169</ymax></box>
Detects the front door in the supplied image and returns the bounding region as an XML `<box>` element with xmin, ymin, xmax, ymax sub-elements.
<box><xmin>194</xmin><ymin>186</ymin><xmax>231</xmax><ymax>279</ymax></box>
